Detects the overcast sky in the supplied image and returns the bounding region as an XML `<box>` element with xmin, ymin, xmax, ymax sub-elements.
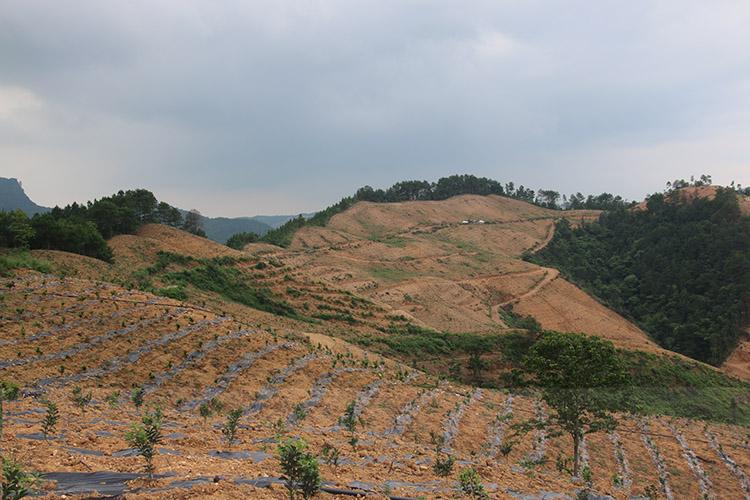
<box><xmin>2</xmin><ymin>0</ymin><xmax>750</xmax><ymax>216</ymax></box>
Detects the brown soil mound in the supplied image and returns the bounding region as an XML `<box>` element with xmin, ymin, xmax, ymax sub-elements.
<box><xmin>107</xmin><ymin>224</ymin><xmax>244</xmax><ymax>273</ymax></box>
<box><xmin>134</xmin><ymin>224</ymin><xmax>243</xmax><ymax>259</ymax></box>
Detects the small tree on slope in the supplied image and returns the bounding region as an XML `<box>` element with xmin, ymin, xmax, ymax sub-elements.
<box><xmin>521</xmin><ymin>332</ymin><xmax>628</xmax><ymax>477</ymax></box>
<box><xmin>278</xmin><ymin>438</ymin><xmax>321</xmax><ymax>500</ymax></box>
<box><xmin>125</xmin><ymin>407</ymin><xmax>163</xmax><ymax>479</ymax></box>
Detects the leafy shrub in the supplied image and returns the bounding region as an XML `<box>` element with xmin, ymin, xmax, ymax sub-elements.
<box><xmin>458</xmin><ymin>467</ymin><xmax>489</xmax><ymax>499</ymax></box>
<box><xmin>1</xmin><ymin>456</ymin><xmax>38</xmax><ymax>498</ymax></box>
<box><xmin>277</xmin><ymin>438</ymin><xmax>322</xmax><ymax>499</ymax></box>
<box><xmin>199</xmin><ymin>402</ymin><xmax>213</xmax><ymax>425</ymax></box>
<box><xmin>292</xmin><ymin>403</ymin><xmax>307</xmax><ymax>422</ymax></box>
<box><xmin>320</xmin><ymin>443</ymin><xmax>340</xmax><ymax>467</ymax></box>
<box><xmin>433</xmin><ymin>452</ymin><xmax>455</xmax><ymax>477</ymax></box>
<box><xmin>339</xmin><ymin>401</ymin><xmax>360</xmax><ymax>448</ymax></box>
<box><xmin>125</xmin><ymin>407</ymin><xmax>163</xmax><ymax>477</ymax></box>
<box><xmin>105</xmin><ymin>391</ymin><xmax>120</xmax><ymax>408</ymax></box>
<box><xmin>70</xmin><ymin>387</ymin><xmax>92</xmax><ymax>411</ymax></box>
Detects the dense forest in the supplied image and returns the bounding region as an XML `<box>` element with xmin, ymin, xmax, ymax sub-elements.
<box><xmin>261</xmin><ymin>174</ymin><xmax>630</xmax><ymax>246</ymax></box>
<box><xmin>0</xmin><ymin>189</ymin><xmax>194</xmax><ymax>261</ymax></box>
<box><xmin>531</xmin><ymin>186</ymin><xmax>750</xmax><ymax>365</ymax></box>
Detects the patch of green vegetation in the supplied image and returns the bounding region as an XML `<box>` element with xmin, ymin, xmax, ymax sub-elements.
<box><xmin>373</xmin><ymin>323</ymin><xmax>535</xmax><ymax>359</ymax></box>
<box><xmin>312</xmin><ymin>312</ymin><xmax>358</xmax><ymax>324</ymax></box>
<box><xmin>500</xmin><ymin>333</ymin><xmax>750</xmax><ymax>426</ymax></box>
<box><xmin>145</xmin><ymin>251</ymin><xmax>196</xmax><ymax>274</ymax></box>
<box><xmin>370</xmin><ymin>236</ymin><xmax>408</xmax><ymax>248</ymax></box>
<box><xmin>498</xmin><ymin>307</ymin><xmax>542</xmax><ymax>333</ymax></box>
<box><xmin>154</xmin><ymin>286</ymin><xmax>187</xmax><ymax>301</ymax></box>
<box><xmin>164</xmin><ymin>261</ymin><xmax>301</xmax><ymax>319</ymax></box>
<box><xmin>0</xmin><ymin>251</ymin><xmax>51</xmax><ymax>277</ymax></box>
<box><xmin>621</xmin><ymin>350</ymin><xmax>750</xmax><ymax>426</ymax></box>
<box><xmin>226</xmin><ymin>231</ymin><xmax>259</xmax><ymax>250</ymax></box>
<box><xmin>361</xmin><ymin>318</ymin><xmax>750</xmax><ymax>426</ymax></box>
<box><xmin>368</xmin><ymin>266</ymin><xmax>418</xmax><ymax>282</ymax></box>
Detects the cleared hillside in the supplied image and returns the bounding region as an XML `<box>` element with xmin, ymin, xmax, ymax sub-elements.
<box><xmin>2</xmin><ymin>271</ymin><xmax>750</xmax><ymax>498</ymax></box>
<box><xmin>281</xmin><ymin>195</ymin><xmax>658</xmax><ymax>353</ymax></box>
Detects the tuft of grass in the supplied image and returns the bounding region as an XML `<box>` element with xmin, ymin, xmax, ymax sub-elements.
<box><xmin>0</xmin><ymin>251</ymin><xmax>50</xmax><ymax>277</ymax></box>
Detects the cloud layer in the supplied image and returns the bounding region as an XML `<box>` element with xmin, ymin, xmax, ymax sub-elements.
<box><xmin>2</xmin><ymin>0</ymin><xmax>749</xmax><ymax>215</ymax></box>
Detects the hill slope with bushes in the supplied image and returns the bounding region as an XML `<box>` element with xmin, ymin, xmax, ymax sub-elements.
<box><xmin>531</xmin><ymin>186</ymin><xmax>750</xmax><ymax>366</ymax></box>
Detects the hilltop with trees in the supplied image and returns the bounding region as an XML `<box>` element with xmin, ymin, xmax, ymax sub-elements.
<box><xmin>0</xmin><ymin>189</ymin><xmax>201</xmax><ymax>261</ymax></box>
<box><xmin>531</xmin><ymin>179</ymin><xmax>750</xmax><ymax>365</ymax></box>
<box><xmin>261</xmin><ymin>174</ymin><xmax>630</xmax><ymax>247</ymax></box>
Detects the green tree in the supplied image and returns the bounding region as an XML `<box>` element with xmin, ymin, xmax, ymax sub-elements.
<box><xmin>467</xmin><ymin>351</ymin><xmax>488</xmax><ymax>382</ymax></box>
<box><xmin>125</xmin><ymin>407</ymin><xmax>163</xmax><ymax>478</ymax></box>
<box><xmin>225</xmin><ymin>231</ymin><xmax>259</xmax><ymax>250</ymax></box>
<box><xmin>182</xmin><ymin>210</ymin><xmax>206</xmax><ymax>237</ymax></box>
<box><xmin>277</xmin><ymin>438</ymin><xmax>322</xmax><ymax>499</ymax></box>
<box><xmin>156</xmin><ymin>202</ymin><xmax>182</xmax><ymax>227</ymax></box>
<box><xmin>86</xmin><ymin>199</ymin><xmax>136</xmax><ymax>239</ymax></box>
<box><xmin>0</xmin><ymin>211</ymin><xmax>34</xmax><ymax>248</ymax></box>
<box><xmin>535</xmin><ymin>189</ymin><xmax>561</xmax><ymax>209</ymax></box>
<box><xmin>522</xmin><ymin>332</ymin><xmax>628</xmax><ymax>477</ymax></box>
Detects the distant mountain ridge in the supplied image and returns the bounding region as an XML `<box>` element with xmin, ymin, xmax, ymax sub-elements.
<box><xmin>0</xmin><ymin>177</ymin><xmax>50</xmax><ymax>215</ymax></box>
<box><xmin>0</xmin><ymin>177</ymin><xmax>312</xmax><ymax>244</ymax></box>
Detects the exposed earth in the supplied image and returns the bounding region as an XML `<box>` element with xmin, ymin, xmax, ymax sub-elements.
<box><xmin>3</xmin><ymin>192</ymin><xmax>749</xmax><ymax>498</ymax></box>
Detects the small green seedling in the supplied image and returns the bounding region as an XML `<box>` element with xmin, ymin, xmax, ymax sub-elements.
<box><xmin>221</xmin><ymin>408</ymin><xmax>243</xmax><ymax>446</ymax></box>
<box><xmin>41</xmin><ymin>400</ymin><xmax>59</xmax><ymax>440</ymax></box>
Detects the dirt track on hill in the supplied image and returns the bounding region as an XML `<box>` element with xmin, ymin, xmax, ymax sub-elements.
<box><xmin>281</xmin><ymin>195</ymin><xmax>658</xmax><ymax>351</ymax></box>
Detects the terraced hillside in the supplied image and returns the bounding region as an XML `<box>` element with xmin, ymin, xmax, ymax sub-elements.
<box><xmin>251</xmin><ymin>195</ymin><xmax>661</xmax><ymax>354</ymax></box>
<box><xmin>2</xmin><ymin>272</ymin><xmax>750</xmax><ymax>499</ymax></box>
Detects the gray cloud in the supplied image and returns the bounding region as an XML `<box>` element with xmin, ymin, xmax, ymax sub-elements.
<box><xmin>2</xmin><ymin>0</ymin><xmax>749</xmax><ymax>215</ymax></box>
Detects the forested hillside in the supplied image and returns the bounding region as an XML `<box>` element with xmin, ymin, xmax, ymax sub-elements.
<box><xmin>531</xmin><ymin>187</ymin><xmax>750</xmax><ymax>365</ymax></box>
<box><xmin>0</xmin><ymin>189</ymin><xmax>188</xmax><ymax>261</ymax></box>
